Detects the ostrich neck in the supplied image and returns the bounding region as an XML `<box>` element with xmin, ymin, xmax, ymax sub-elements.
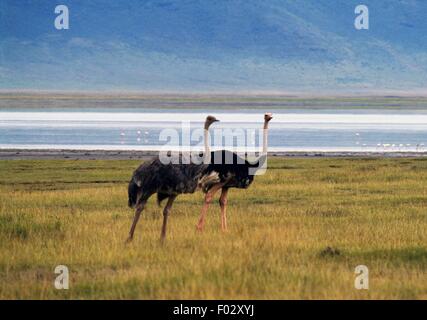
<box><xmin>204</xmin><ymin>128</ymin><xmax>210</xmax><ymax>154</ymax></box>
<box><xmin>262</xmin><ymin>121</ymin><xmax>269</xmax><ymax>154</ymax></box>
<box><xmin>203</xmin><ymin>128</ymin><xmax>210</xmax><ymax>163</ymax></box>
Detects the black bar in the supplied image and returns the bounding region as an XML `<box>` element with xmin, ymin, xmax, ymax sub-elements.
<box><xmin>1</xmin><ymin>300</ymin><xmax>424</xmax><ymax>319</ymax></box>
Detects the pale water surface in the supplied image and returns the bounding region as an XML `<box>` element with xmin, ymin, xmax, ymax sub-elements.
<box><xmin>1</xmin><ymin>108</ymin><xmax>427</xmax><ymax>152</ymax></box>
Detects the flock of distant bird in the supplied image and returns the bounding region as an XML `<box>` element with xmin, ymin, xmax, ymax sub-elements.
<box><xmin>126</xmin><ymin>113</ymin><xmax>273</xmax><ymax>242</ymax></box>
<box><xmin>120</xmin><ymin>128</ymin><xmax>426</xmax><ymax>152</ymax></box>
<box><xmin>375</xmin><ymin>143</ymin><xmax>425</xmax><ymax>151</ymax></box>
<box><xmin>120</xmin><ymin>130</ymin><xmax>150</xmax><ymax>144</ymax></box>
<box><xmin>353</xmin><ymin>132</ymin><xmax>425</xmax><ymax>151</ymax></box>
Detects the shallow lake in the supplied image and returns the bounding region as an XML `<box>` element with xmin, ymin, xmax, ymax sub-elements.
<box><xmin>1</xmin><ymin>108</ymin><xmax>427</xmax><ymax>152</ymax></box>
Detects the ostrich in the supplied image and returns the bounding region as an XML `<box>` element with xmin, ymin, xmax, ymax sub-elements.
<box><xmin>127</xmin><ymin>115</ymin><xmax>219</xmax><ymax>242</ymax></box>
<box><xmin>196</xmin><ymin>113</ymin><xmax>273</xmax><ymax>231</ymax></box>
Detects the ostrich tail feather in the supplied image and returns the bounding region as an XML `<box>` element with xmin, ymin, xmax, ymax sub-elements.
<box><xmin>128</xmin><ymin>177</ymin><xmax>141</xmax><ymax>208</ymax></box>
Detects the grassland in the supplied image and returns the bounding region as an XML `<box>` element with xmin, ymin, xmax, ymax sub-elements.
<box><xmin>0</xmin><ymin>158</ymin><xmax>426</xmax><ymax>299</ymax></box>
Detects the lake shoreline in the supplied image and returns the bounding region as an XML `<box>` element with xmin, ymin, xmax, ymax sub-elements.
<box><xmin>1</xmin><ymin>149</ymin><xmax>427</xmax><ymax>160</ymax></box>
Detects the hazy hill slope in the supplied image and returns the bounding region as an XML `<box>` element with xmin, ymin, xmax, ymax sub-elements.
<box><xmin>1</xmin><ymin>0</ymin><xmax>426</xmax><ymax>91</ymax></box>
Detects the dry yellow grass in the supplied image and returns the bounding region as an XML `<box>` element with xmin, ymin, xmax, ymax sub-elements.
<box><xmin>0</xmin><ymin>158</ymin><xmax>426</xmax><ymax>299</ymax></box>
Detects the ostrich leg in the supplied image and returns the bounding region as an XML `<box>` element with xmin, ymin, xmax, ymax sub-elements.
<box><xmin>126</xmin><ymin>201</ymin><xmax>146</xmax><ymax>242</ymax></box>
<box><xmin>219</xmin><ymin>187</ymin><xmax>229</xmax><ymax>231</ymax></box>
<box><xmin>160</xmin><ymin>195</ymin><xmax>177</xmax><ymax>242</ymax></box>
<box><xmin>196</xmin><ymin>183</ymin><xmax>224</xmax><ymax>231</ymax></box>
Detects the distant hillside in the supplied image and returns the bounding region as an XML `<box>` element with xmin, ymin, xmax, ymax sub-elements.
<box><xmin>1</xmin><ymin>0</ymin><xmax>426</xmax><ymax>92</ymax></box>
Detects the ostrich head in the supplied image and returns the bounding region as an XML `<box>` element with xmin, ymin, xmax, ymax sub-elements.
<box><xmin>204</xmin><ymin>115</ymin><xmax>219</xmax><ymax>129</ymax></box>
<box><xmin>264</xmin><ymin>113</ymin><xmax>273</xmax><ymax>122</ymax></box>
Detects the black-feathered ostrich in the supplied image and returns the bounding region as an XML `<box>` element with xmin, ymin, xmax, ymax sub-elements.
<box><xmin>127</xmin><ymin>116</ymin><xmax>219</xmax><ymax>242</ymax></box>
<box><xmin>196</xmin><ymin>113</ymin><xmax>273</xmax><ymax>231</ymax></box>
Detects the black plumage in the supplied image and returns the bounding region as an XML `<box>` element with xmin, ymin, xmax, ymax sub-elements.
<box><xmin>203</xmin><ymin>150</ymin><xmax>266</xmax><ymax>191</ymax></box>
<box><xmin>128</xmin><ymin>155</ymin><xmax>210</xmax><ymax>208</ymax></box>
